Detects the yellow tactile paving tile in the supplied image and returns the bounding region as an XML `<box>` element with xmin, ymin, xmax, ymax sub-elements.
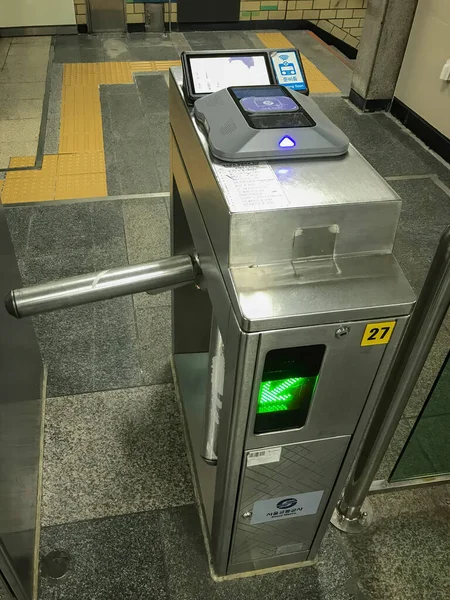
<box><xmin>9</xmin><ymin>156</ymin><xmax>36</xmax><ymax>168</ymax></box>
<box><xmin>59</xmin><ymin>85</ymin><xmax>103</xmax><ymax>154</ymax></box>
<box><xmin>130</xmin><ymin>61</ymin><xmax>156</xmax><ymax>73</ymax></box>
<box><xmin>57</xmin><ymin>152</ymin><xmax>106</xmax><ymax>176</ymax></box>
<box><xmin>63</xmin><ymin>62</ymin><xmax>133</xmax><ymax>86</ymax></box>
<box><xmin>153</xmin><ymin>60</ymin><xmax>181</xmax><ymax>71</ymax></box>
<box><xmin>257</xmin><ymin>32</ymin><xmax>294</xmax><ymax>49</ymax></box>
<box><xmin>2</xmin><ymin>155</ymin><xmax>58</xmax><ymax>204</ymax></box>
<box><xmin>257</xmin><ymin>32</ymin><xmax>340</xmax><ymax>93</ymax></box>
<box><xmin>54</xmin><ymin>172</ymin><xmax>107</xmax><ymax>200</ymax></box>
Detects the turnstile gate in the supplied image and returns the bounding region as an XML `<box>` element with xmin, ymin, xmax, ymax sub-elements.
<box><xmin>5</xmin><ymin>67</ymin><xmax>415</xmax><ymax>577</ymax></box>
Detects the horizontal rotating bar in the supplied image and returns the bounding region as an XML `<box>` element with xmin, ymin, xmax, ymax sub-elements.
<box><xmin>6</xmin><ymin>255</ymin><xmax>195</xmax><ymax>318</ymax></box>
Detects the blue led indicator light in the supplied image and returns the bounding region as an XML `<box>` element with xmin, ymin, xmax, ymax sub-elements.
<box><xmin>279</xmin><ymin>136</ymin><xmax>296</xmax><ymax>148</ymax></box>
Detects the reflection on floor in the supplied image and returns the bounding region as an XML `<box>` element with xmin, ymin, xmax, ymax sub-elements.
<box><xmin>1</xmin><ymin>30</ymin><xmax>450</xmax><ymax>600</ymax></box>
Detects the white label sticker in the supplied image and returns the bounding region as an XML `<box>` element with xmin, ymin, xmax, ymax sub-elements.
<box><xmin>251</xmin><ymin>490</ymin><xmax>324</xmax><ymax>525</ymax></box>
<box><xmin>214</xmin><ymin>162</ymin><xmax>289</xmax><ymax>213</ymax></box>
<box><xmin>247</xmin><ymin>446</ymin><xmax>282</xmax><ymax>467</ymax></box>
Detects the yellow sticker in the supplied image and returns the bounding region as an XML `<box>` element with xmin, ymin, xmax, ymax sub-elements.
<box><xmin>361</xmin><ymin>321</ymin><xmax>396</xmax><ymax>346</ymax></box>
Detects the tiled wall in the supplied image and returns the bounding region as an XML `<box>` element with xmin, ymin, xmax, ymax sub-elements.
<box><xmin>73</xmin><ymin>0</ymin><xmax>87</xmax><ymax>26</ymax></box>
<box><xmin>240</xmin><ymin>0</ymin><xmax>367</xmax><ymax>48</ymax></box>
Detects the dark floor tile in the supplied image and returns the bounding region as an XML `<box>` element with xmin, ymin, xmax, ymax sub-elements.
<box><xmin>127</xmin><ymin>33</ymin><xmax>177</xmax><ymax>47</ymax></box>
<box><xmin>105</xmin><ymin>86</ymin><xmax>147</xmax><ymax>139</ymax></box>
<box><xmin>215</xmin><ymin>31</ymin><xmax>256</xmax><ymax>50</ymax></box>
<box><xmin>408</xmin><ymin>414</ymin><xmax>450</xmax><ymax>475</ymax></box>
<box><xmin>421</xmin><ymin>355</ymin><xmax>450</xmax><ymax>417</ymax></box>
<box><xmin>146</xmin><ymin>113</ymin><xmax>170</xmax><ymax>169</ymax></box>
<box><xmin>5</xmin><ymin>206</ymin><xmax>32</xmax><ymax>260</ymax></box>
<box><xmin>183</xmin><ymin>32</ymin><xmax>225</xmax><ymax>51</ymax></box>
<box><xmin>115</xmin><ymin>142</ymin><xmax>162</xmax><ymax>194</ymax></box>
<box><xmin>339</xmin><ymin>488</ymin><xmax>450</xmax><ymax>600</ymax></box>
<box><xmin>128</xmin><ymin>46</ymin><xmax>179</xmax><ymax>61</ymax></box>
<box><xmin>54</xmin><ymin>34</ymin><xmax>103</xmax><ymax>49</ymax></box>
<box><xmin>389</xmin><ymin>420</ymin><xmax>436</xmax><ymax>481</ymax></box>
<box><xmin>160</xmin><ymin>505</ymin><xmax>359</xmax><ymax>600</ymax></box>
<box><xmin>136</xmin><ymin>73</ymin><xmax>169</xmax><ymax>115</ymax></box>
<box><xmin>136</xmin><ymin>305</ymin><xmax>172</xmax><ymax>385</ymax></box>
<box><xmin>41</xmin><ymin>385</ymin><xmax>193</xmax><ymax>525</ymax></box>
<box><xmin>315</xmin><ymin>97</ymin><xmax>450</xmax><ymax>178</ymax></box>
<box><xmin>54</xmin><ymin>46</ymin><xmax>105</xmax><ymax>63</ymax></box>
<box><xmin>376</xmin><ymin>418</ymin><xmax>413</xmax><ymax>481</ymax></box>
<box><xmin>39</xmin><ymin>512</ymin><xmax>169</xmax><ymax>600</ymax></box>
<box><xmin>391</xmin><ymin>178</ymin><xmax>450</xmax><ymax>294</ymax></box>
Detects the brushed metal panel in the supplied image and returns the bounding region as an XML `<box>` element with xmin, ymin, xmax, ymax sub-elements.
<box><xmin>230</xmin><ymin>437</ymin><xmax>349</xmax><ymax>565</ymax></box>
<box><xmin>87</xmin><ymin>0</ymin><xmax>126</xmax><ymax>33</ymax></box>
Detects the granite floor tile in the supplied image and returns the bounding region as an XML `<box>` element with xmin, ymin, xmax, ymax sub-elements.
<box><xmin>136</xmin><ymin>73</ymin><xmax>169</xmax><ymax>115</ymax></box>
<box><xmin>389</xmin><ymin>418</ymin><xmax>436</xmax><ymax>482</ymax></box>
<box><xmin>315</xmin><ymin>97</ymin><xmax>450</xmax><ymax>178</ymax></box>
<box><xmin>170</xmin><ymin>32</ymin><xmax>192</xmax><ymax>54</ymax></box>
<box><xmin>0</xmin><ymin>63</ymin><xmax>48</xmax><ymax>83</ymax></box>
<box><xmin>375</xmin><ymin>418</ymin><xmax>414</xmax><ymax>481</ymax></box>
<box><xmin>0</xmin><ymin>98</ymin><xmax>43</xmax><ymax>120</ymax></box>
<box><xmin>43</xmin><ymin>63</ymin><xmax>63</xmax><ymax>155</ymax></box>
<box><xmin>105</xmin><ymin>86</ymin><xmax>146</xmax><ymax>139</ymax></box>
<box><xmin>12</xmin><ymin>36</ymin><xmax>51</xmax><ymax>45</ymax></box>
<box><xmin>39</xmin><ymin>512</ymin><xmax>169</xmax><ymax>600</ymax></box>
<box><xmin>391</xmin><ymin>178</ymin><xmax>450</xmax><ymax>294</ymax></box>
<box><xmin>5</xmin><ymin>206</ymin><xmax>33</xmax><ymax>260</ymax></box>
<box><xmin>0</xmin><ymin>81</ymin><xmax>46</xmax><ymax>101</ymax></box>
<box><xmin>0</xmin><ymin>38</ymin><xmax>10</xmax><ymax>70</ymax></box>
<box><xmin>103</xmin><ymin>36</ymin><xmax>132</xmax><ymax>61</ymax></box>
<box><xmin>403</xmin><ymin>326</ymin><xmax>450</xmax><ymax>419</ymax></box>
<box><xmin>136</xmin><ymin>305</ymin><xmax>172</xmax><ymax>385</ymax></box>
<box><xmin>215</xmin><ymin>31</ymin><xmax>256</xmax><ymax>50</ymax></box>
<box><xmin>338</xmin><ymin>487</ymin><xmax>450</xmax><ymax>600</ymax></box>
<box><xmin>41</xmin><ymin>385</ymin><xmax>193</xmax><ymax>526</ymax></box>
<box><xmin>54</xmin><ymin>34</ymin><xmax>103</xmax><ymax>49</ymax></box>
<box><xmin>6</xmin><ymin>43</ymin><xmax>49</xmax><ymax>60</ymax></box>
<box><xmin>115</xmin><ymin>142</ymin><xmax>162</xmax><ymax>195</ymax></box>
<box><xmin>0</xmin><ymin>118</ymin><xmax>40</xmax><ymax>143</ymax></box>
<box><xmin>128</xmin><ymin>46</ymin><xmax>179</xmax><ymax>61</ymax></box>
<box><xmin>183</xmin><ymin>32</ymin><xmax>225</xmax><ymax>51</ymax></box>
<box><xmin>126</xmin><ymin>33</ymin><xmax>177</xmax><ymax>47</ymax></box>
<box><xmin>0</xmin><ymin>141</ymin><xmax>39</xmax><ymax>169</ymax></box>
<box><xmin>420</xmin><ymin>354</ymin><xmax>450</xmax><ymax>417</ymax></box>
<box><xmin>123</xmin><ymin>198</ymin><xmax>171</xmax><ymax>308</ymax></box>
<box><xmin>160</xmin><ymin>505</ymin><xmax>360</xmax><ymax>600</ymax></box>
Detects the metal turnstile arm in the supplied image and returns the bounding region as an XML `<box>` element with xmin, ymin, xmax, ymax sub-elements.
<box><xmin>5</xmin><ymin>255</ymin><xmax>195</xmax><ymax>318</ymax></box>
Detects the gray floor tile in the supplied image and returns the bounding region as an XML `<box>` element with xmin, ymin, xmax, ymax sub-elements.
<box><xmin>160</xmin><ymin>505</ymin><xmax>359</xmax><ymax>600</ymax></box>
<box><xmin>315</xmin><ymin>97</ymin><xmax>450</xmax><ymax>178</ymax></box>
<box><xmin>123</xmin><ymin>198</ymin><xmax>171</xmax><ymax>308</ymax></box>
<box><xmin>102</xmin><ymin>36</ymin><xmax>132</xmax><ymax>62</ymax></box>
<box><xmin>0</xmin><ymin>118</ymin><xmax>40</xmax><ymax>143</ymax></box>
<box><xmin>127</xmin><ymin>33</ymin><xmax>177</xmax><ymax>47</ymax></box>
<box><xmin>215</xmin><ymin>31</ymin><xmax>257</xmax><ymax>50</ymax></box>
<box><xmin>136</xmin><ymin>305</ymin><xmax>172</xmax><ymax>385</ymax></box>
<box><xmin>54</xmin><ymin>34</ymin><xmax>103</xmax><ymax>49</ymax></box>
<box><xmin>375</xmin><ymin>418</ymin><xmax>414</xmax><ymax>481</ymax></box>
<box><xmin>0</xmin><ymin>81</ymin><xmax>46</xmax><ymax>101</ymax></box>
<box><xmin>170</xmin><ymin>32</ymin><xmax>192</xmax><ymax>54</ymax></box>
<box><xmin>136</xmin><ymin>73</ymin><xmax>169</xmax><ymax>115</ymax></box>
<box><xmin>128</xmin><ymin>46</ymin><xmax>179</xmax><ymax>61</ymax></box>
<box><xmin>338</xmin><ymin>487</ymin><xmax>450</xmax><ymax>600</ymax></box>
<box><xmin>43</xmin><ymin>63</ymin><xmax>63</xmax><ymax>155</ymax></box>
<box><xmin>391</xmin><ymin>178</ymin><xmax>450</xmax><ymax>294</ymax></box>
<box><xmin>41</xmin><ymin>385</ymin><xmax>193</xmax><ymax>526</ymax></box>
<box><xmin>39</xmin><ymin>512</ymin><xmax>169</xmax><ymax>600</ymax></box>
<box><xmin>0</xmin><ymin>63</ymin><xmax>47</xmax><ymax>83</ymax></box>
<box><xmin>12</xmin><ymin>36</ymin><xmax>51</xmax><ymax>45</ymax></box>
<box><xmin>115</xmin><ymin>142</ymin><xmax>163</xmax><ymax>195</ymax></box>
<box><xmin>0</xmin><ymin>98</ymin><xmax>43</xmax><ymax>120</ymax></box>
<box><xmin>183</xmin><ymin>32</ymin><xmax>225</xmax><ymax>51</ymax></box>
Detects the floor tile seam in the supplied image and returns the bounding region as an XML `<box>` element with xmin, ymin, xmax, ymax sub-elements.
<box><xmin>385</xmin><ymin>173</ymin><xmax>450</xmax><ymax>198</ymax></box>
<box><xmin>41</xmin><ymin>499</ymin><xmax>197</xmax><ymax>533</ymax></box>
<box><xmin>45</xmin><ymin>381</ymin><xmax>175</xmax><ymax>403</ymax></box>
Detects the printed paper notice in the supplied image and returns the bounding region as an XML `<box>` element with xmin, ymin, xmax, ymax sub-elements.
<box><xmin>247</xmin><ymin>447</ymin><xmax>282</xmax><ymax>467</ymax></box>
<box><xmin>214</xmin><ymin>162</ymin><xmax>289</xmax><ymax>212</ymax></box>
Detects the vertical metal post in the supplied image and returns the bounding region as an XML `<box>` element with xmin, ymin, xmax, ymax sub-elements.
<box><xmin>201</xmin><ymin>317</ymin><xmax>225</xmax><ymax>465</ymax></box>
<box><xmin>332</xmin><ymin>225</ymin><xmax>450</xmax><ymax>533</ymax></box>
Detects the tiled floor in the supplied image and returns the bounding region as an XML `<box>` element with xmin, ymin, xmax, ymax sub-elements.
<box><xmin>1</xmin><ymin>28</ymin><xmax>450</xmax><ymax>600</ymax></box>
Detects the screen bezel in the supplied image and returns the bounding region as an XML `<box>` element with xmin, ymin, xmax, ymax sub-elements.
<box><xmin>181</xmin><ymin>51</ymin><xmax>277</xmax><ymax>103</ymax></box>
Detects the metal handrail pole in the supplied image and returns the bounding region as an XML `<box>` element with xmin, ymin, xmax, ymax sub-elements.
<box><xmin>333</xmin><ymin>225</ymin><xmax>450</xmax><ymax>529</ymax></box>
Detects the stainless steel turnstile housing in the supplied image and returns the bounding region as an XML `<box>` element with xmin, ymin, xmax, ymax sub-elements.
<box><xmin>169</xmin><ymin>67</ymin><xmax>414</xmax><ymax>575</ymax></box>
<box><xmin>5</xmin><ymin>66</ymin><xmax>416</xmax><ymax>581</ymax></box>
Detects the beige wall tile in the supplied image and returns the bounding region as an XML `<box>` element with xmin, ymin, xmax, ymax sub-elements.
<box><xmin>329</xmin><ymin>18</ymin><xmax>343</xmax><ymax>27</ymax></box>
<box><xmin>317</xmin><ymin>19</ymin><xmax>334</xmax><ymax>32</ymax></box>
<box><xmin>240</xmin><ymin>12</ymin><xmax>251</xmax><ymax>20</ymax></box>
<box><xmin>304</xmin><ymin>9</ymin><xmax>320</xmax><ymax>18</ymax></box>
<box><xmin>271</xmin><ymin>10</ymin><xmax>287</xmax><ymax>18</ymax></box>
<box><xmin>331</xmin><ymin>25</ymin><xmax>347</xmax><ymax>40</ymax></box>
<box><xmin>76</xmin><ymin>4</ymin><xmax>86</xmax><ymax>15</ymax></box>
<box><xmin>74</xmin><ymin>0</ymin><xmax>85</xmax><ymax>5</ymax></box>
<box><xmin>320</xmin><ymin>9</ymin><xmax>336</xmax><ymax>18</ymax></box>
<box><xmin>336</xmin><ymin>8</ymin><xmax>352</xmax><ymax>17</ymax></box>
<box><xmin>344</xmin><ymin>33</ymin><xmax>359</xmax><ymax>47</ymax></box>
<box><xmin>251</xmin><ymin>10</ymin><xmax>269</xmax><ymax>18</ymax></box>
<box><xmin>134</xmin><ymin>3</ymin><xmax>145</xmax><ymax>13</ymax></box>
<box><xmin>296</xmin><ymin>1</ymin><xmax>313</xmax><ymax>8</ymax></box>
<box><xmin>359</xmin><ymin>18</ymin><xmax>365</xmax><ymax>27</ymax></box>
<box><xmin>352</xmin><ymin>8</ymin><xmax>366</xmax><ymax>17</ymax></box>
<box><xmin>288</xmin><ymin>0</ymin><xmax>296</xmax><ymax>8</ymax></box>
<box><xmin>76</xmin><ymin>14</ymin><xmax>87</xmax><ymax>24</ymax></box>
<box><xmin>286</xmin><ymin>9</ymin><xmax>303</xmax><ymax>18</ymax></box>
<box><xmin>242</xmin><ymin>1</ymin><xmax>260</xmax><ymax>10</ymax></box>
<box><xmin>330</xmin><ymin>0</ymin><xmax>347</xmax><ymax>7</ymax></box>
<box><xmin>313</xmin><ymin>0</ymin><xmax>329</xmax><ymax>8</ymax></box>
<box><xmin>347</xmin><ymin>0</ymin><xmax>363</xmax><ymax>7</ymax></box>
<box><xmin>126</xmin><ymin>4</ymin><xmax>135</xmax><ymax>14</ymax></box>
<box><xmin>127</xmin><ymin>13</ymin><xmax>145</xmax><ymax>23</ymax></box>
<box><xmin>278</xmin><ymin>1</ymin><xmax>287</xmax><ymax>9</ymax></box>
<box><xmin>350</xmin><ymin>27</ymin><xmax>363</xmax><ymax>36</ymax></box>
<box><xmin>344</xmin><ymin>18</ymin><xmax>360</xmax><ymax>27</ymax></box>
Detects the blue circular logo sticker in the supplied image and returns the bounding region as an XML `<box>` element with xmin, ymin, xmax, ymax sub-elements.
<box><xmin>276</xmin><ymin>498</ymin><xmax>297</xmax><ymax>510</ymax></box>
